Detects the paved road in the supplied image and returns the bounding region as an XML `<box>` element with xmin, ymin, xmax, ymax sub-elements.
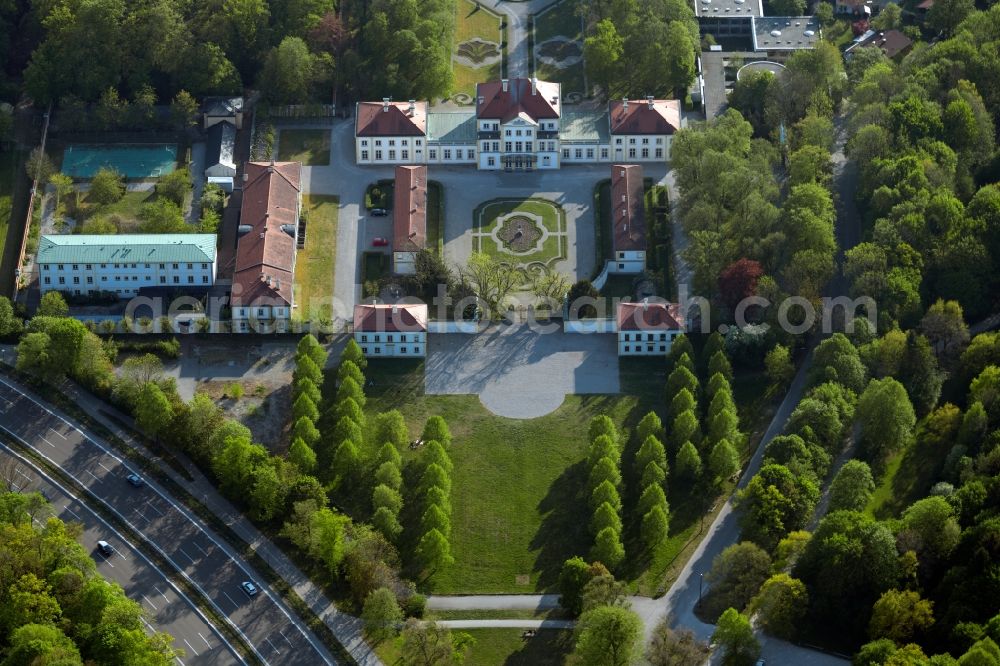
<box><xmin>436</xmin><ymin>619</ymin><xmax>575</xmax><ymax>629</ymax></box>
<box><xmin>0</xmin><ymin>444</ymin><xmax>243</xmax><ymax>666</ymax></box>
<box><xmin>0</xmin><ymin>377</ymin><xmax>341</xmax><ymax>666</ymax></box>
<box><xmin>429</xmin><ymin>594</ymin><xmax>560</xmax><ymax>611</ymax></box>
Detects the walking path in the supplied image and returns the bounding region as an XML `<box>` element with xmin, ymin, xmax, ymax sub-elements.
<box><xmin>491</xmin><ymin>1</ymin><xmax>553</xmax><ymax>78</ymax></box>
<box><xmin>436</xmin><ymin>619</ymin><xmax>575</xmax><ymax>629</ymax></box>
<box><xmin>0</xmin><ymin>347</ymin><xmax>380</xmax><ymax>666</ymax></box>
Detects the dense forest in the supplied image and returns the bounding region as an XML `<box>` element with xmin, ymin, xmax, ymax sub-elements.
<box><xmin>0</xmin><ymin>491</ymin><xmax>181</xmax><ymax>664</ymax></box>
<box><xmin>0</xmin><ymin>0</ymin><xmax>459</xmax><ymax>110</ymax></box>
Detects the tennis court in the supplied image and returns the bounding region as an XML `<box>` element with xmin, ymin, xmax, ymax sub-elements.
<box><xmin>62</xmin><ymin>144</ymin><xmax>178</xmax><ymax>179</ymax></box>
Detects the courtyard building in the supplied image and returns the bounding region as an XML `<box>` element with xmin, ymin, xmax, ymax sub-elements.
<box><xmin>393</xmin><ymin>165</ymin><xmax>427</xmax><ymax>275</ymax></box>
<box><xmin>231</xmin><ymin>161</ymin><xmax>302</xmax><ymax>333</ymax></box>
<box><xmin>617</xmin><ymin>300</ymin><xmax>685</xmax><ymax>356</ymax></box>
<box><xmin>610</xmin><ymin>164</ymin><xmax>647</xmax><ymax>274</ymax></box>
<box><xmin>204</xmin><ymin>119</ymin><xmax>236</xmax><ymax>192</ymax></box>
<box><xmin>354</xmin><ymin>78</ymin><xmax>682</xmax><ymax>170</ymax></box>
<box><xmin>202</xmin><ymin>96</ymin><xmax>244</xmax><ymax>129</ymax></box>
<box><xmin>37</xmin><ymin>234</ymin><xmax>218</xmax><ymax>299</ymax></box>
<box><xmin>353</xmin><ymin>303</ymin><xmax>428</xmax><ymax>357</ymax></box>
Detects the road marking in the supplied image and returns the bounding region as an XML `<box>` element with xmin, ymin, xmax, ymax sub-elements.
<box><xmin>155</xmin><ymin>586</ymin><xmax>169</xmax><ymax>603</ymax></box>
<box><xmin>15</xmin><ymin>468</ymin><xmax>31</xmax><ymax>480</ymax></box>
<box><xmin>63</xmin><ymin>505</ymin><xmax>81</xmax><ymax>520</ymax></box>
<box><xmin>84</xmin><ymin>469</ymin><xmax>99</xmax><ymax>481</ymax></box>
<box><xmin>143</xmin><ymin>594</ymin><xmax>157</xmax><ymax>610</ymax></box>
<box><xmin>198</xmin><ymin>632</ymin><xmax>211</xmax><ymax>648</ymax></box>
<box><xmin>280</xmin><ymin>630</ymin><xmax>294</xmax><ymax>648</ymax></box>
<box><xmin>10</xmin><ymin>481</ymin><xmax>19</xmax><ymax>491</ymax></box>
<box><xmin>183</xmin><ymin>638</ymin><xmax>200</xmax><ymax>656</ymax></box>
<box><xmin>134</xmin><ymin>507</ymin><xmax>149</xmax><ymax>522</ymax></box>
<box><xmin>264</xmin><ymin>637</ymin><xmax>281</xmax><ymax>655</ymax></box>
<box><xmin>177</xmin><ymin>547</ymin><xmax>196</xmax><ymax>565</ymax></box>
<box><xmin>193</xmin><ymin>542</ymin><xmax>209</xmax><ymax>557</ymax></box>
<box><xmin>222</xmin><ymin>591</ymin><xmax>238</xmax><ymax>608</ymax></box>
<box><xmin>141</xmin><ymin>618</ymin><xmax>155</xmax><ymax>633</ymax></box>
<box><xmin>116</xmin><ymin>549</ymin><xmax>128</xmax><ymax>561</ymax></box>
<box><xmin>98</xmin><ymin>462</ymin><xmax>113</xmax><ymax>474</ymax></box>
<box><xmin>39</xmin><ymin>436</ymin><xmax>55</xmax><ymax>448</ymax></box>
<box><xmin>99</xmin><ymin>554</ymin><xmax>114</xmax><ymax>568</ymax></box>
<box><xmin>146</xmin><ymin>499</ymin><xmax>165</xmax><ymax>516</ymax></box>
<box><xmin>48</xmin><ymin>427</ymin><xmax>66</xmax><ymax>439</ymax></box>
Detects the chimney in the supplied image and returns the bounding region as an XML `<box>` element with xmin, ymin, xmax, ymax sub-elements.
<box><xmin>382</xmin><ymin>97</ymin><xmax>390</xmax><ymax>112</ymax></box>
<box><xmin>408</xmin><ymin>99</ymin><xmax>416</xmax><ymax>116</ymax></box>
<box><xmin>643</xmin><ymin>297</ymin><xmax>649</xmax><ymax>311</ymax></box>
<box><xmin>477</xmin><ymin>96</ymin><xmax>484</xmax><ymax>105</ymax></box>
<box><xmin>259</xmin><ymin>232</ymin><xmax>265</xmax><ymax>239</ymax></box>
<box><xmin>531</xmin><ymin>78</ymin><xmax>537</xmax><ymax>95</ymax></box>
<box><xmin>502</xmin><ymin>79</ymin><xmax>509</xmax><ymax>93</ymax></box>
<box><xmin>622</xmin><ymin>97</ymin><xmax>628</xmax><ymax>113</ymax></box>
<box><xmin>647</xmin><ymin>95</ymin><xmax>655</xmax><ymax>109</ymax></box>
<box><xmin>392</xmin><ymin>304</ymin><xmax>399</xmax><ymax>315</ymax></box>
<box><xmin>242</xmin><ymin>173</ymin><xmax>249</xmax><ymax>183</ymax></box>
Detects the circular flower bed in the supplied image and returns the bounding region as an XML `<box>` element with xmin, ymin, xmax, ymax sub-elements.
<box><xmin>497</xmin><ymin>215</ymin><xmax>543</xmax><ymax>253</ymax></box>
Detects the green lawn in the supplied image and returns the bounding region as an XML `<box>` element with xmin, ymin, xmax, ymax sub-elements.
<box><xmin>277</xmin><ymin>129</ymin><xmax>331</xmax><ymax>166</ymax></box>
<box><xmin>452</xmin><ymin>0</ymin><xmax>504</xmax><ymax>100</ymax></box>
<box><xmin>867</xmin><ymin>428</ymin><xmax>949</xmax><ymax>518</ymax></box>
<box><xmin>363</xmin><ymin>357</ymin><xmax>721</xmax><ymax>596</ymax></box>
<box><xmin>473</xmin><ymin>198</ymin><xmax>567</xmax><ymax>269</ymax></box>
<box><xmin>375</xmin><ymin>628</ymin><xmax>574</xmax><ymax>665</ymax></box>
<box><xmin>362</xmin><ymin>251</ymin><xmax>390</xmax><ymax>286</ymax></box>
<box><xmin>293</xmin><ymin>195</ymin><xmax>338</xmax><ymax>322</ymax></box>
<box><xmin>72</xmin><ymin>189</ymin><xmax>153</xmax><ymax>230</ymax></box>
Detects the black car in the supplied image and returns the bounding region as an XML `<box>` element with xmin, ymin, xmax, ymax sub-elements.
<box><xmin>97</xmin><ymin>540</ymin><xmax>114</xmax><ymax>556</ymax></box>
<box><xmin>126</xmin><ymin>473</ymin><xmax>144</xmax><ymax>488</ymax></box>
<box><xmin>370</xmin><ymin>208</ymin><xmax>388</xmax><ymax>216</ymax></box>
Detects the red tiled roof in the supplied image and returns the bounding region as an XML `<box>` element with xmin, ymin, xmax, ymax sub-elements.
<box><xmin>476</xmin><ymin>78</ymin><xmax>560</xmax><ymax>122</ymax></box>
<box><xmin>609</xmin><ymin>98</ymin><xmax>681</xmax><ymax>135</ymax></box>
<box><xmin>393</xmin><ymin>165</ymin><xmax>427</xmax><ymax>254</ymax></box>
<box><xmin>611</xmin><ymin>164</ymin><xmax>646</xmax><ymax>252</ymax></box>
<box><xmin>353</xmin><ymin>303</ymin><xmax>428</xmax><ymax>332</ymax></box>
<box><xmin>232</xmin><ymin>162</ymin><xmax>301</xmax><ymax>308</ymax></box>
<box><xmin>617</xmin><ymin>301</ymin><xmax>684</xmax><ymax>331</ymax></box>
<box><xmin>356</xmin><ymin>101</ymin><xmax>427</xmax><ymax>137</ymax></box>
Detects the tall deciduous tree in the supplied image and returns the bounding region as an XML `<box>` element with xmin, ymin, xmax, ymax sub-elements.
<box><xmin>571</xmin><ymin>605</ymin><xmax>643</xmax><ymax>666</ymax></box>
<box><xmin>857</xmin><ymin>377</ymin><xmax>917</xmax><ymax>465</ymax></box>
<box><xmin>584</xmin><ymin>19</ymin><xmax>623</xmax><ymax>98</ymax></box>
<box><xmin>712</xmin><ymin>608</ymin><xmax>760</xmax><ymax>665</ymax></box>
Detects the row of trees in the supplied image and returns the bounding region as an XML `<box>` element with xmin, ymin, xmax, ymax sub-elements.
<box><xmin>0</xmin><ymin>492</ymin><xmax>180</xmax><ymax>664</ymax></box>
<box><xmin>585</xmin><ymin>416</ymin><xmax>626</xmax><ymax>569</ymax></box>
<box><xmin>413</xmin><ymin>433</ymin><xmax>455</xmax><ymax>573</ymax></box>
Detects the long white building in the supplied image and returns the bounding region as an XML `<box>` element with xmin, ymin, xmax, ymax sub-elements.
<box><xmin>355</xmin><ymin>78</ymin><xmax>682</xmax><ymax>171</ymax></box>
<box><xmin>37</xmin><ymin>234</ymin><xmax>217</xmax><ymax>298</ymax></box>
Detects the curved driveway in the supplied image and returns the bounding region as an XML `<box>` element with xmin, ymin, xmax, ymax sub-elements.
<box><xmin>0</xmin><ymin>377</ymin><xmax>341</xmax><ymax>666</ymax></box>
<box><xmin>0</xmin><ymin>443</ymin><xmax>243</xmax><ymax>666</ymax></box>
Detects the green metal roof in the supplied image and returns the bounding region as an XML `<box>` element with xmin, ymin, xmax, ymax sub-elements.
<box><xmin>37</xmin><ymin>234</ymin><xmax>218</xmax><ymax>265</ymax></box>
<box><xmin>561</xmin><ymin>110</ymin><xmax>610</xmax><ymax>143</ymax></box>
<box><xmin>426</xmin><ymin>111</ymin><xmax>477</xmax><ymax>144</ymax></box>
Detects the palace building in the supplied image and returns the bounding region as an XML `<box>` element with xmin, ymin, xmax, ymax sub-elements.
<box><xmin>355</xmin><ymin>77</ymin><xmax>682</xmax><ymax>171</ymax></box>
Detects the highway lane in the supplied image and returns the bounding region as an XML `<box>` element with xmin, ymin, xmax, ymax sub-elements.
<box><xmin>0</xmin><ymin>443</ymin><xmax>242</xmax><ymax>666</ymax></box>
<box><xmin>0</xmin><ymin>378</ymin><xmax>341</xmax><ymax>666</ymax></box>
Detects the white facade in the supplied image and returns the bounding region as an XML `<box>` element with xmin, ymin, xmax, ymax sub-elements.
<box><xmin>425</xmin><ymin>144</ymin><xmax>476</xmax><ymax>165</ymax></box>
<box><xmin>608</xmin><ymin>250</ymin><xmax>647</xmax><ymax>274</ymax></box>
<box><xmin>355</xmin><ymin>135</ymin><xmax>426</xmax><ymax>165</ymax></box>
<box><xmin>618</xmin><ymin>330</ymin><xmax>681</xmax><ymax>356</ymax></box>
<box><xmin>354</xmin><ymin>331</ymin><xmax>427</xmax><ymax>357</ymax></box>
<box><xmin>232</xmin><ymin>305</ymin><xmax>292</xmax><ymax>333</ymax></box>
<box><xmin>477</xmin><ymin>115</ymin><xmax>561</xmax><ymax>170</ymax></box>
<box><xmin>39</xmin><ymin>261</ymin><xmax>215</xmax><ymax>298</ymax></box>
<box><xmin>608</xmin><ymin>134</ymin><xmax>672</xmax><ymax>162</ymax></box>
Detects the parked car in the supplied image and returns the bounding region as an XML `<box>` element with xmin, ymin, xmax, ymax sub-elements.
<box><xmin>372</xmin><ymin>237</ymin><xmax>389</xmax><ymax>247</ymax></box>
<box><xmin>370</xmin><ymin>208</ymin><xmax>388</xmax><ymax>216</ymax></box>
<box><xmin>97</xmin><ymin>540</ymin><xmax>114</xmax><ymax>556</ymax></box>
<box><xmin>125</xmin><ymin>473</ymin><xmax>144</xmax><ymax>488</ymax></box>
<box><xmin>241</xmin><ymin>581</ymin><xmax>259</xmax><ymax>597</ymax></box>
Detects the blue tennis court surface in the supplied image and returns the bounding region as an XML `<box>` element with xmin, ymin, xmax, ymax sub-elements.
<box><xmin>62</xmin><ymin>144</ymin><xmax>178</xmax><ymax>179</ymax></box>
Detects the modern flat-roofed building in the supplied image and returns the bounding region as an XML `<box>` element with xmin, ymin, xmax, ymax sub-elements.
<box><xmin>231</xmin><ymin>161</ymin><xmax>302</xmax><ymax>332</ymax></box>
<box><xmin>37</xmin><ymin>234</ymin><xmax>217</xmax><ymax>298</ymax></box>
<box><xmin>353</xmin><ymin>303</ymin><xmax>428</xmax><ymax>357</ymax></box>
<box><xmin>617</xmin><ymin>300</ymin><xmax>685</xmax><ymax>356</ymax></box>
<box><xmin>393</xmin><ymin>165</ymin><xmax>427</xmax><ymax>275</ymax></box>
<box><xmin>610</xmin><ymin>164</ymin><xmax>647</xmax><ymax>273</ymax></box>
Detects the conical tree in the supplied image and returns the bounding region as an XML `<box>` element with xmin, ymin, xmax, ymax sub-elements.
<box><xmin>707</xmin><ymin>372</ymin><xmax>731</xmax><ymax>401</ymax></box>
<box><xmin>668</xmin><ymin>388</ymin><xmax>696</xmax><ymax>423</ymax></box>
<box><xmin>421</xmin><ymin>503</ymin><xmax>451</xmax><ymax>536</ymax></box>
<box><xmin>425</xmin><ymin>485</ymin><xmax>452</xmax><ymax>516</ymax></box>
<box><xmin>708</xmin><ymin>388</ymin><xmax>736</xmax><ymax>421</ymax></box>
<box><xmin>294</xmin><ymin>354</ymin><xmax>322</xmax><ymax>386</ymax></box>
<box><xmin>674</xmin><ymin>351</ymin><xmax>696</xmax><ymax>376</ymax></box>
<box><xmin>588</xmin><ymin>415</ymin><xmax>618</xmax><ymax>446</ymax></box>
<box><xmin>333</xmin><ymin>439</ymin><xmax>360</xmax><ymax>480</ymax></box>
<box><xmin>638</xmin><ymin>483</ymin><xmax>668</xmax><ymax>517</ymax></box>
<box><xmin>709</xmin><ymin>351</ymin><xmax>734</xmax><ymax>382</ymax></box>
<box><xmin>666</xmin><ymin>334</ymin><xmax>694</xmax><ymax>370</ymax></box>
<box><xmin>636</xmin><ymin>411</ymin><xmax>664</xmax><ymax>444</ymax></box>
<box><xmin>590</xmin><ymin>480</ymin><xmax>622</xmax><ymax>512</ymax></box>
<box><xmin>292</xmin><ymin>393</ymin><xmax>319</xmax><ymax>424</ymax></box>
<box><xmin>416</xmin><ymin>528</ymin><xmax>453</xmax><ymax>570</ymax></box>
<box><xmin>588</xmin><ymin>456</ymin><xmax>622</xmax><ymax>493</ymax></box>
<box><xmin>375</xmin><ymin>461</ymin><xmax>402</xmax><ymax>490</ymax></box>
<box><xmin>296</xmin><ymin>334</ymin><xmax>327</xmax><ymax>368</ymax></box>
<box><xmin>294</xmin><ymin>377</ymin><xmax>321</xmax><ymax>405</ymax></box>
<box><xmin>422</xmin><ymin>416</ymin><xmax>452</xmax><ymax>448</ymax></box>
<box><xmin>419</xmin><ymin>463</ymin><xmax>451</xmax><ymax>495</ymax></box>
<box><xmin>588</xmin><ymin>435</ymin><xmax>619</xmax><ymax>469</ymax></box>
<box><xmin>372</xmin><ymin>484</ymin><xmax>403</xmax><ymax>514</ymax></box>
<box><xmin>337</xmin><ymin>359</ymin><xmax>363</xmax><ymax>386</ymax></box>
<box><xmin>591</xmin><ymin>501</ymin><xmax>623</xmax><ymax>536</ymax></box>
<box><xmin>642</xmin><ymin>504</ymin><xmax>669</xmax><ymax>549</ymax></box>
<box><xmin>336</xmin><ymin>376</ymin><xmax>366</xmax><ymax>408</ymax></box>
<box><xmin>669</xmin><ymin>409</ymin><xmax>701</xmax><ymax>453</ymax></box>
<box><xmin>641</xmin><ymin>461</ymin><xmax>667</xmax><ymax>490</ymax></box>
<box><xmin>591</xmin><ymin>526</ymin><xmax>625</xmax><ymax>569</ymax></box>
<box><xmin>293</xmin><ymin>416</ymin><xmax>320</xmax><ymax>446</ymax></box>
<box><xmin>702</xmin><ymin>332</ymin><xmax>726</xmax><ymax>365</ymax></box>
<box><xmin>372</xmin><ymin>506</ymin><xmax>402</xmax><ymax>541</ymax></box>
<box><xmin>377</xmin><ymin>442</ymin><xmax>401</xmax><ymax>467</ymax></box>
<box><xmin>336</xmin><ymin>397</ymin><xmax>364</xmax><ymax>426</ymax></box>
<box><xmin>666</xmin><ymin>365</ymin><xmax>699</xmax><ymax>401</ymax></box>
<box><xmin>709</xmin><ymin>438</ymin><xmax>740</xmax><ymax>483</ymax></box>
<box><xmin>288</xmin><ymin>437</ymin><xmax>317</xmax><ymax>473</ymax></box>
<box><xmin>342</xmin><ymin>338</ymin><xmax>367</xmax><ymax>370</ymax></box>
<box><xmin>676</xmin><ymin>441</ymin><xmax>703</xmax><ymax>480</ymax></box>
<box><xmin>635</xmin><ymin>435</ymin><xmax>667</xmax><ymax>479</ymax></box>
<box><xmin>421</xmin><ymin>440</ymin><xmax>453</xmax><ymax>473</ymax></box>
